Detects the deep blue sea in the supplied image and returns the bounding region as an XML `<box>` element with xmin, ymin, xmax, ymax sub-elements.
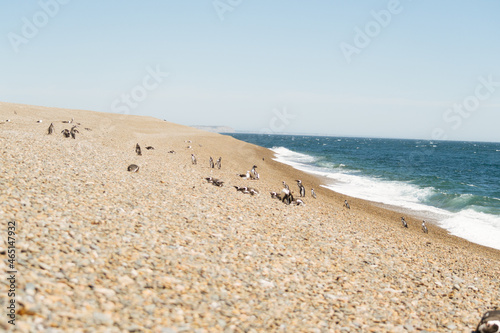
<box><xmin>226</xmin><ymin>133</ymin><xmax>500</xmax><ymax>251</ymax></box>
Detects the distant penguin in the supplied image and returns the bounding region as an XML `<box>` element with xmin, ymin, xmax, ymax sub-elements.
<box><xmin>135</xmin><ymin>143</ymin><xmax>142</xmax><ymax>156</ymax></box>
<box><xmin>476</xmin><ymin>310</ymin><xmax>500</xmax><ymax>333</ymax></box>
<box><xmin>47</xmin><ymin>123</ymin><xmax>54</xmax><ymax>135</ymax></box>
<box><xmin>127</xmin><ymin>164</ymin><xmax>139</xmax><ymax>172</ymax></box>
<box><xmin>62</xmin><ymin>117</ymin><xmax>74</xmax><ymax>124</ymax></box>
<box><xmin>191</xmin><ymin>154</ymin><xmax>197</xmax><ymax>165</ymax></box>
<box><xmin>238</xmin><ymin>171</ymin><xmax>250</xmax><ymax>179</ymax></box>
<box><xmin>70</xmin><ymin>125</ymin><xmax>79</xmax><ymax>139</ymax></box>
<box><xmin>247</xmin><ymin>187</ymin><xmax>259</xmax><ymax>195</ymax></box>
<box><xmin>209</xmin><ymin>157</ymin><xmax>214</xmax><ymax>168</ymax></box>
<box><xmin>291</xmin><ymin>198</ymin><xmax>305</xmax><ymax>206</ymax></box>
<box><xmin>296</xmin><ymin>180</ymin><xmax>305</xmax><ymax>197</ymax></box>
<box><xmin>250</xmin><ymin>165</ymin><xmax>258</xmax><ymax>179</ymax></box>
<box><xmin>37</xmin><ymin>119</ymin><xmax>43</xmax><ymax>123</ymax></box>
<box><xmin>145</xmin><ymin>146</ymin><xmax>155</xmax><ymax>150</ymax></box>
<box><xmin>61</xmin><ymin>129</ymin><xmax>71</xmax><ymax>138</ymax></box>
<box><xmin>311</xmin><ymin>188</ymin><xmax>317</xmax><ymax>199</ymax></box>
<box><xmin>401</xmin><ymin>217</ymin><xmax>408</xmax><ymax>228</ymax></box>
<box><xmin>344</xmin><ymin>200</ymin><xmax>350</xmax><ymax>209</ymax></box>
<box><xmin>270</xmin><ymin>192</ymin><xmax>282</xmax><ymax>200</ymax></box>
<box><xmin>422</xmin><ymin>220</ymin><xmax>428</xmax><ymax>233</ymax></box>
<box><xmin>216</xmin><ymin>157</ymin><xmax>222</xmax><ymax>169</ymax></box>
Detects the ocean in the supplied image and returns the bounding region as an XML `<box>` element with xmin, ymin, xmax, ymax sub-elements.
<box><xmin>225</xmin><ymin>133</ymin><xmax>500</xmax><ymax>251</ymax></box>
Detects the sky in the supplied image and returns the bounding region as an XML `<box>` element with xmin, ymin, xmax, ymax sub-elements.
<box><xmin>1</xmin><ymin>1</ymin><xmax>500</xmax><ymax>142</ymax></box>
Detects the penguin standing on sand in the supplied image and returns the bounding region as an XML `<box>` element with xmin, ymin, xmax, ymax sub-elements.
<box><xmin>401</xmin><ymin>217</ymin><xmax>408</xmax><ymax>228</ymax></box>
<box><xmin>135</xmin><ymin>143</ymin><xmax>142</xmax><ymax>156</ymax></box>
<box><xmin>422</xmin><ymin>220</ymin><xmax>428</xmax><ymax>233</ymax></box>
<box><xmin>191</xmin><ymin>154</ymin><xmax>197</xmax><ymax>165</ymax></box>
<box><xmin>281</xmin><ymin>181</ymin><xmax>293</xmax><ymax>205</ymax></box>
<box><xmin>344</xmin><ymin>200</ymin><xmax>350</xmax><ymax>209</ymax></box>
<box><xmin>311</xmin><ymin>188</ymin><xmax>317</xmax><ymax>199</ymax></box>
<box><xmin>209</xmin><ymin>157</ymin><xmax>215</xmax><ymax>168</ymax></box>
<box><xmin>296</xmin><ymin>180</ymin><xmax>305</xmax><ymax>197</ymax></box>
<box><xmin>47</xmin><ymin>123</ymin><xmax>54</xmax><ymax>135</ymax></box>
<box><xmin>70</xmin><ymin>126</ymin><xmax>79</xmax><ymax>139</ymax></box>
<box><xmin>216</xmin><ymin>157</ymin><xmax>222</xmax><ymax>169</ymax></box>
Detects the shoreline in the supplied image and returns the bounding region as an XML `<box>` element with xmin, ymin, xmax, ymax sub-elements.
<box><xmin>1</xmin><ymin>101</ymin><xmax>498</xmax><ymax>331</ymax></box>
<box><xmin>254</xmin><ymin>137</ymin><xmax>500</xmax><ymax>254</ymax></box>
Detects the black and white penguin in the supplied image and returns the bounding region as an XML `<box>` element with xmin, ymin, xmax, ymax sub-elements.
<box><xmin>216</xmin><ymin>157</ymin><xmax>222</xmax><ymax>169</ymax></box>
<box><xmin>191</xmin><ymin>154</ymin><xmax>197</xmax><ymax>165</ymax></box>
<box><xmin>344</xmin><ymin>200</ymin><xmax>350</xmax><ymax>209</ymax></box>
<box><xmin>47</xmin><ymin>123</ymin><xmax>54</xmax><ymax>135</ymax></box>
<box><xmin>422</xmin><ymin>220</ymin><xmax>428</xmax><ymax>233</ymax></box>
<box><xmin>61</xmin><ymin>129</ymin><xmax>71</xmax><ymax>138</ymax></box>
<box><xmin>146</xmin><ymin>146</ymin><xmax>155</xmax><ymax>150</ymax></box>
<box><xmin>270</xmin><ymin>191</ymin><xmax>282</xmax><ymax>200</ymax></box>
<box><xmin>476</xmin><ymin>310</ymin><xmax>500</xmax><ymax>333</ymax></box>
<box><xmin>209</xmin><ymin>157</ymin><xmax>215</xmax><ymax>168</ymax></box>
<box><xmin>401</xmin><ymin>217</ymin><xmax>408</xmax><ymax>228</ymax></box>
<box><xmin>296</xmin><ymin>180</ymin><xmax>305</xmax><ymax>197</ymax></box>
<box><xmin>135</xmin><ymin>143</ymin><xmax>142</xmax><ymax>156</ymax></box>
<box><xmin>70</xmin><ymin>126</ymin><xmax>79</xmax><ymax>139</ymax></box>
<box><xmin>238</xmin><ymin>171</ymin><xmax>250</xmax><ymax>179</ymax></box>
<box><xmin>311</xmin><ymin>188</ymin><xmax>317</xmax><ymax>199</ymax></box>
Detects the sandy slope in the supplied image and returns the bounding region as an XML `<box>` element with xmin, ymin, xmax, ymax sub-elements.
<box><xmin>0</xmin><ymin>102</ymin><xmax>498</xmax><ymax>332</ymax></box>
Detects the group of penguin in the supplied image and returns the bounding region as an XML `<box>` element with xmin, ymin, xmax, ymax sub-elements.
<box><xmin>401</xmin><ymin>216</ymin><xmax>429</xmax><ymax>233</ymax></box>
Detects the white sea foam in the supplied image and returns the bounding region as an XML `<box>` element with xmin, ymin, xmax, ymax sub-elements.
<box><xmin>271</xmin><ymin>146</ymin><xmax>500</xmax><ymax>251</ymax></box>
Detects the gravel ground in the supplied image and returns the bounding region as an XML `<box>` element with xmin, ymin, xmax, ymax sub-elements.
<box><xmin>0</xmin><ymin>102</ymin><xmax>498</xmax><ymax>332</ymax></box>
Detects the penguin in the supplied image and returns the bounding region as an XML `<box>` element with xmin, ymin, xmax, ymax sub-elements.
<box><xmin>291</xmin><ymin>199</ymin><xmax>305</xmax><ymax>206</ymax></box>
<box><xmin>270</xmin><ymin>192</ymin><xmax>282</xmax><ymax>200</ymax></box>
<box><xmin>476</xmin><ymin>310</ymin><xmax>500</xmax><ymax>333</ymax></box>
<box><xmin>127</xmin><ymin>164</ymin><xmax>139</xmax><ymax>172</ymax></box>
<box><xmin>37</xmin><ymin>119</ymin><xmax>43</xmax><ymax>123</ymax></box>
<box><xmin>167</xmin><ymin>150</ymin><xmax>176</xmax><ymax>154</ymax></box>
<box><xmin>70</xmin><ymin>126</ymin><xmax>79</xmax><ymax>139</ymax></box>
<box><xmin>238</xmin><ymin>171</ymin><xmax>250</xmax><ymax>179</ymax></box>
<box><xmin>209</xmin><ymin>157</ymin><xmax>215</xmax><ymax>168</ymax></box>
<box><xmin>247</xmin><ymin>187</ymin><xmax>259</xmax><ymax>195</ymax></box>
<box><xmin>296</xmin><ymin>180</ymin><xmax>305</xmax><ymax>197</ymax></box>
<box><xmin>401</xmin><ymin>217</ymin><xmax>408</xmax><ymax>228</ymax></box>
<box><xmin>62</xmin><ymin>117</ymin><xmax>74</xmax><ymax>124</ymax></box>
<box><xmin>61</xmin><ymin>129</ymin><xmax>71</xmax><ymax>138</ymax></box>
<box><xmin>191</xmin><ymin>154</ymin><xmax>197</xmax><ymax>165</ymax></box>
<box><xmin>145</xmin><ymin>146</ymin><xmax>155</xmax><ymax>150</ymax></box>
<box><xmin>422</xmin><ymin>220</ymin><xmax>428</xmax><ymax>234</ymax></box>
<box><xmin>250</xmin><ymin>165</ymin><xmax>258</xmax><ymax>179</ymax></box>
<box><xmin>135</xmin><ymin>143</ymin><xmax>142</xmax><ymax>156</ymax></box>
<box><xmin>281</xmin><ymin>183</ymin><xmax>294</xmax><ymax>205</ymax></box>
<box><xmin>212</xmin><ymin>179</ymin><xmax>224</xmax><ymax>187</ymax></box>
<box><xmin>344</xmin><ymin>200</ymin><xmax>350</xmax><ymax>209</ymax></box>
<box><xmin>216</xmin><ymin>157</ymin><xmax>222</xmax><ymax>169</ymax></box>
<box><xmin>47</xmin><ymin>123</ymin><xmax>55</xmax><ymax>135</ymax></box>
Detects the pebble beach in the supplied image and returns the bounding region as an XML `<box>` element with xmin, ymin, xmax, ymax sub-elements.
<box><xmin>0</xmin><ymin>102</ymin><xmax>499</xmax><ymax>332</ymax></box>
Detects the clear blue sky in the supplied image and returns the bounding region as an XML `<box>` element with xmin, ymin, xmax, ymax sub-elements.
<box><xmin>1</xmin><ymin>1</ymin><xmax>500</xmax><ymax>141</ymax></box>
